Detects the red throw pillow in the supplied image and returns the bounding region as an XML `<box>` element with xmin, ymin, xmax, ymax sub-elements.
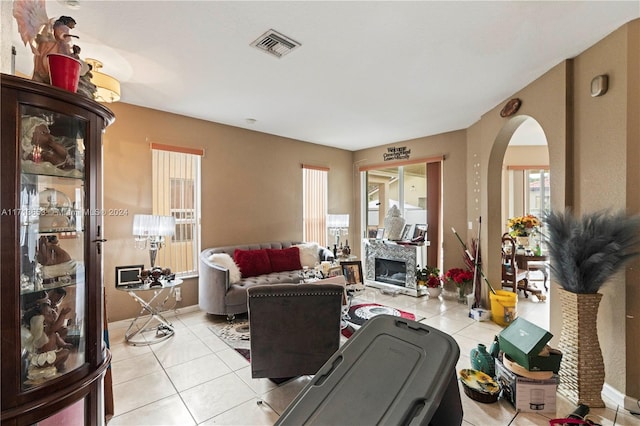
<box><xmin>233</xmin><ymin>249</ymin><xmax>272</xmax><ymax>278</ymax></box>
<box><xmin>267</xmin><ymin>247</ymin><xmax>302</xmax><ymax>272</ymax></box>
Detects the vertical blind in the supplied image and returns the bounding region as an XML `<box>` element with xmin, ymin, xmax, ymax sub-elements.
<box><xmin>302</xmin><ymin>165</ymin><xmax>328</xmax><ymax>246</ymax></box>
<box><xmin>151</xmin><ymin>143</ymin><xmax>203</xmax><ymax>277</ymax></box>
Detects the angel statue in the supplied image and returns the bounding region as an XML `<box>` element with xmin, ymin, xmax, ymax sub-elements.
<box><xmin>13</xmin><ymin>0</ymin><xmax>79</xmax><ymax>83</ymax></box>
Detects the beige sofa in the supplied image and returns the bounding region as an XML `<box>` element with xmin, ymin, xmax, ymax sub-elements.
<box><xmin>198</xmin><ymin>241</ymin><xmax>334</xmax><ymax>317</ymax></box>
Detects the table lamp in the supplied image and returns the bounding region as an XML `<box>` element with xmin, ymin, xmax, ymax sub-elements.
<box><xmin>133</xmin><ymin>214</ymin><xmax>176</xmax><ymax>268</ymax></box>
<box><xmin>327</xmin><ymin>214</ymin><xmax>349</xmax><ymax>257</ymax></box>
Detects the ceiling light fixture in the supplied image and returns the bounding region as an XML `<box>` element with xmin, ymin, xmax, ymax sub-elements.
<box><xmin>85</xmin><ymin>58</ymin><xmax>121</xmax><ymax>103</ymax></box>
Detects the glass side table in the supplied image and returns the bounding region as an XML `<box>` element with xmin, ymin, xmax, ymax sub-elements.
<box><xmin>117</xmin><ymin>278</ymin><xmax>183</xmax><ymax>345</ymax></box>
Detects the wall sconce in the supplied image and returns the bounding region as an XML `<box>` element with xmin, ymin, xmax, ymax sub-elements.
<box><xmin>86</xmin><ymin>58</ymin><xmax>121</xmax><ymax>103</ymax></box>
<box><xmin>133</xmin><ymin>214</ymin><xmax>175</xmax><ymax>268</ymax></box>
<box><xmin>590</xmin><ymin>74</ymin><xmax>608</xmax><ymax>97</ymax></box>
<box><xmin>327</xmin><ymin>214</ymin><xmax>349</xmax><ymax>256</ymax></box>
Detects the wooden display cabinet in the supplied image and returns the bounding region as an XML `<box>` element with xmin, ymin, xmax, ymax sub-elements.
<box><xmin>1</xmin><ymin>74</ymin><xmax>115</xmax><ymax>425</ymax></box>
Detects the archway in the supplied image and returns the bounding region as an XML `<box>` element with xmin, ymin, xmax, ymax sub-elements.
<box><xmin>486</xmin><ymin>116</ymin><xmax>550</xmax><ymax>325</ymax></box>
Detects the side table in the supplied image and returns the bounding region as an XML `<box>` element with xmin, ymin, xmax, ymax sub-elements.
<box><xmin>117</xmin><ymin>278</ymin><xmax>183</xmax><ymax>345</ymax></box>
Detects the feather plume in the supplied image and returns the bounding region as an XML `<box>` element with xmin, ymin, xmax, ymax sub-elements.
<box><xmin>12</xmin><ymin>0</ymin><xmax>51</xmax><ymax>53</ymax></box>
<box><xmin>544</xmin><ymin>209</ymin><xmax>640</xmax><ymax>293</ymax></box>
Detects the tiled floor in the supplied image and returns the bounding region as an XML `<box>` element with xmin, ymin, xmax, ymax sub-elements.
<box><xmin>107</xmin><ymin>278</ymin><xmax>640</xmax><ymax>425</ymax></box>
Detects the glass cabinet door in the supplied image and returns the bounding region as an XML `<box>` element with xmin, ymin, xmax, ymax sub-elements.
<box><xmin>18</xmin><ymin>104</ymin><xmax>87</xmax><ymax>390</ymax></box>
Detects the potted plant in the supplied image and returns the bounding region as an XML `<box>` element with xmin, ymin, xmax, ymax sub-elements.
<box><xmin>544</xmin><ymin>209</ymin><xmax>640</xmax><ymax>407</ymax></box>
<box><xmin>415</xmin><ymin>265</ymin><xmax>441</xmax><ymax>296</ymax></box>
<box><xmin>507</xmin><ymin>214</ymin><xmax>541</xmax><ymax>248</ymax></box>
<box><xmin>443</xmin><ymin>267</ymin><xmax>474</xmax><ymax>302</ymax></box>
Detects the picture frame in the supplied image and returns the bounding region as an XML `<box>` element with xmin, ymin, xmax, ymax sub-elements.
<box><xmin>402</xmin><ymin>224</ymin><xmax>415</xmax><ymax>240</ymax></box>
<box><xmin>375</xmin><ymin>228</ymin><xmax>385</xmax><ymax>240</ymax></box>
<box><xmin>413</xmin><ymin>224</ymin><xmax>428</xmax><ymax>239</ymax></box>
<box><xmin>341</xmin><ymin>261</ymin><xmax>364</xmax><ymax>285</ymax></box>
<box><xmin>367</xmin><ymin>226</ymin><xmax>379</xmax><ymax>239</ymax></box>
<box><xmin>115</xmin><ymin>265</ymin><xmax>144</xmax><ymax>288</ymax></box>
<box><xmin>327</xmin><ymin>265</ymin><xmax>343</xmax><ymax>278</ymax></box>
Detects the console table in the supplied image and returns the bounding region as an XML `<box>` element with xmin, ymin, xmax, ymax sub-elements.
<box><xmin>118</xmin><ymin>279</ymin><xmax>183</xmax><ymax>345</ymax></box>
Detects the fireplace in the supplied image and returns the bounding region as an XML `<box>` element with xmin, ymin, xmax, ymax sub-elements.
<box><xmin>375</xmin><ymin>258</ymin><xmax>407</xmax><ymax>287</ymax></box>
<box><xmin>364</xmin><ymin>240</ymin><xmax>429</xmax><ymax>297</ymax></box>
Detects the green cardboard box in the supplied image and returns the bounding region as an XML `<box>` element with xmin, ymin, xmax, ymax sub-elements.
<box><xmin>498</xmin><ymin>317</ymin><xmax>562</xmax><ymax>373</ymax></box>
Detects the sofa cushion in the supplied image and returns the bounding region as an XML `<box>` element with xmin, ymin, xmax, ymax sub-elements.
<box><xmin>234</xmin><ymin>248</ymin><xmax>272</xmax><ymax>278</ymax></box>
<box><xmin>267</xmin><ymin>247</ymin><xmax>302</xmax><ymax>272</ymax></box>
<box><xmin>208</xmin><ymin>253</ymin><xmax>241</xmax><ymax>283</ymax></box>
<box><xmin>295</xmin><ymin>242</ymin><xmax>320</xmax><ymax>268</ymax></box>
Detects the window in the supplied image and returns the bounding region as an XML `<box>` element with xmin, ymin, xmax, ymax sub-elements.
<box><xmin>525</xmin><ymin>169</ymin><xmax>550</xmax><ymax>219</ymax></box>
<box><xmin>505</xmin><ymin>167</ymin><xmax>550</xmax><ymax>221</ymax></box>
<box><xmin>360</xmin><ymin>158</ymin><xmax>442</xmax><ymax>267</ymax></box>
<box><xmin>302</xmin><ymin>165</ymin><xmax>328</xmax><ymax>246</ymax></box>
<box><xmin>152</xmin><ymin>143</ymin><xmax>203</xmax><ymax>278</ymax></box>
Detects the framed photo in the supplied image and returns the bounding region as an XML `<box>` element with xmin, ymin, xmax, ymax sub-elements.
<box><xmin>341</xmin><ymin>261</ymin><xmax>364</xmax><ymax>285</ymax></box>
<box><xmin>376</xmin><ymin>228</ymin><xmax>385</xmax><ymax>240</ymax></box>
<box><xmin>115</xmin><ymin>265</ymin><xmax>143</xmax><ymax>288</ymax></box>
<box><xmin>327</xmin><ymin>266</ymin><xmax>343</xmax><ymax>278</ymax></box>
<box><xmin>367</xmin><ymin>226</ymin><xmax>379</xmax><ymax>239</ymax></box>
<box><xmin>413</xmin><ymin>224</ymin><xmax>428</xmax><ymax>239</ymax></box>
<box><xmin>402</xmin><ymin>224</ymin><xmax>415</xmax><ymax>240</ymax></box>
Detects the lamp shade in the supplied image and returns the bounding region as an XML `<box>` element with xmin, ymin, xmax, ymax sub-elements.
<box><xmin>327</xmin><ymin>214</ymin><xmax>349</xmax><ymax>228</ymax></box>
<box><xmin>132</xmin><ymin>214</ymin><xmax>175</xmax><ymax>237</ymax></box>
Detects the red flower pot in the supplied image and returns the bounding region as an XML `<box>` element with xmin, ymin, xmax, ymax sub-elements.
<box><xmin>47</xmin><ymin>53</ymin><xmax>82</xmax><ymax>93</ymax></box>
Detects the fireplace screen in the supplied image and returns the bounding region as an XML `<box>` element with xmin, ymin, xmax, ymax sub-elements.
<box><xmin>375</xmin><ymin>258</ymin><xmax>407</xmax><ymax>287</ymax></box>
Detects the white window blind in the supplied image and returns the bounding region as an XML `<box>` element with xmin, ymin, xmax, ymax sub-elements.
<box><xmin>302</xmin><ymin>165</ymin><xmax>328</xmax><ymax>246</ymax></box>
<box><xmin>151</xmin><ymin>143</ymin><xmax>202</xmax><ymax>278</ymax></box>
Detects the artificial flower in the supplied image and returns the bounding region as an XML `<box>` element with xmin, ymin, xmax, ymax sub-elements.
<box><xmin>507</xmin><ymin>214</ymin><xmax>541</xmax><ymax>237</ymax></box>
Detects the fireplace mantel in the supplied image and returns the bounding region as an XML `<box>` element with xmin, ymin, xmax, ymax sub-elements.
<box><xmin>364</xmin><ymin>240</ymin><xmax>429</xmax><ymax>297</ymax></box>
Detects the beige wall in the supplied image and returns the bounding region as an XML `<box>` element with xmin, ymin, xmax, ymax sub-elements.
<box><xmin>571</xmin><ymin>20</ymin><xmax>639</xmax><ymax>398</ymax></box>
<box><xmin>102</xmin><ymin>103</ymin><xmax>353</xmax><ymax>322</ymax></box>
<box><xmin>470</xmin><ymin>19</ymin><xmax>639</xmax><ymax>402</ymax></box>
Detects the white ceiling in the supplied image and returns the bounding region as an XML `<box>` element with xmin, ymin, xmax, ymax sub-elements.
<box><xmin>11</xmin><ymin>1</ymin><xmax>640</xmax><ymax>151</ymax></box>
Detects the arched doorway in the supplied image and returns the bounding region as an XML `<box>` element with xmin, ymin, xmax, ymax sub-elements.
<box><xmin>487</xmin><ymin>116</ymin><xmax>550</xmax><ymax>328</ymax></box>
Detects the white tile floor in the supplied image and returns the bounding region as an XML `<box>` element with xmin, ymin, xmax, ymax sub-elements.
<box><xmin>107</xmin><ymin>278</ymin><xmax>640</xmax><ymax>425</ymax></box>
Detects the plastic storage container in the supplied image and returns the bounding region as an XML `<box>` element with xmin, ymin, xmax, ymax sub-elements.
<box><xmin>276</xmin><ymin>315</ymin><xmax>463</xmax><ymax>425</ymax></box>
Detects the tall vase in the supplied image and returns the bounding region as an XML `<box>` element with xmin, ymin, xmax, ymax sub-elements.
<box><xmin>557</xmin><ymin>289</ymin><xmax>605</xmax><ymax>407</ymax></box>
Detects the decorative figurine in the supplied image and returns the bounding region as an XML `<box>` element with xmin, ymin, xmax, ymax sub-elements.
<box><xmin>22</xmin><ymin>297</ymin><xmax>72</xmax><ymax>382</ymax></box>
<box><xmin>20</xmin><ymin>115</ymin><xmax>84</xmax><ymax>177</ymax></box>
<box><xmin>383</xmin><ymin>205</ymin><xmax>406</xmax><ymax>240</ymax></box>
<box><xmin>13</xmin><ymin>0</ymin><xmax>95</xmax><ymax>97</ymax></box>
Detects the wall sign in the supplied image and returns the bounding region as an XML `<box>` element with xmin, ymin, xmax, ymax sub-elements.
<box><xmin>383</xmin><ymin>146</ymin><xmax>411</xmax><ymax>161</ymax></box>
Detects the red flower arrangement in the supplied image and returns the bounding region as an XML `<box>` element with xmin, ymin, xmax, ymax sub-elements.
<box><xmin>426</xmin><ymin>274</ymin><xmax>441</xmax><ymax>288</ymax></box>
<box><xmin>444</xmin><ymin>268</ymin><xmax>474</xmax><ymax>287</ymax></box>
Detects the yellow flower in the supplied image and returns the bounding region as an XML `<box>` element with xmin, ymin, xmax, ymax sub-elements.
<box><xmin>507</xmin><ymin>214</ymin><xmax>540</xmax><ymax>236</ymax></box>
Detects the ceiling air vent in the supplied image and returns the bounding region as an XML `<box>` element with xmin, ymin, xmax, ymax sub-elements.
<box><xmin>250</xmin><ymin>29</ymin><xmax>300</xmax><ymax>58</ymax></box>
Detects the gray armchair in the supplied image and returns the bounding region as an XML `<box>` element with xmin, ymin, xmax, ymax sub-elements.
<box><xmin>247</xmin><ymin>282</ymin><xmax>344</xmax><ymax>379</ymax></box>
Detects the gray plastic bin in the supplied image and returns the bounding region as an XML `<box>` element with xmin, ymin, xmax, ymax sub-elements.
<box><xmin>276</xmin><ymin>315</ymin><xmax>463</xmax><ymax>425</ymax></box>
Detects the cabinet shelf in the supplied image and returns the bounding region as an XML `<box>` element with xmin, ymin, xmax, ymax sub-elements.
<box><xmin>2</xmin><ymin>73</ymin><xmax>114</xmax><ymax>425</ymax></box>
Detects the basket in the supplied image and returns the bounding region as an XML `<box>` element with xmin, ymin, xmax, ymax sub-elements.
<box><xmin>459</xmin><ymin>369</ymin><xmax>499</xmax><ymax>403</ymax></box>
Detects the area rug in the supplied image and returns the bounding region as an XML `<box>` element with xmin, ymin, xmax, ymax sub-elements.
<box><xmin>342</xmin><ymin>303</ymin><xmax>417</xmax><ymax>338</ymax></box>
<box><xmin>208</xmin><ymin>319</ymin><xmax>251</xmax><ymax>362</ymax></box>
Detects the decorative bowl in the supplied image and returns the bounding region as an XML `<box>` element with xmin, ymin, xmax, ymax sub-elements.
<box><xmin>459</xmin><ymin>368</ymin><xmax>500</xmax><ymax>403</ymax></box>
